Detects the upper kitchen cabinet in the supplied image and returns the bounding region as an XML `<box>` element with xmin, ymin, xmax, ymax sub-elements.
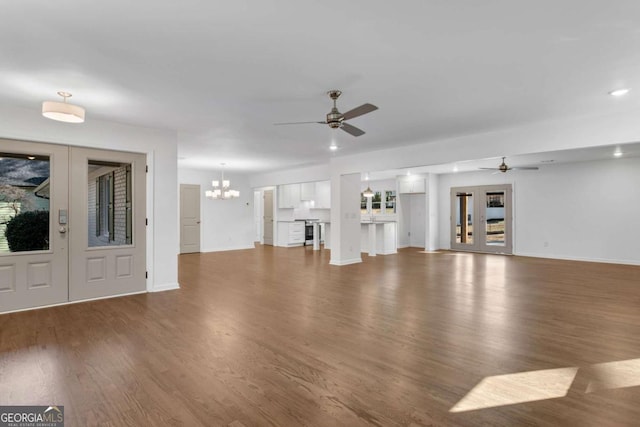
<box><xmin>278</xmin><ymin>181</ymin><xmax>331</xmax><ymax>209</ymax></box>
<box><xmin>300</xmin><ymin>182</ymin><xmax>316</xmax><ymax>201</ymax></box>
<box><xmin>314</xmin><ymin>181</ymin><xmax>330</xmax><ymax>209</ymax></box>
<box><xmin>399</xmin><ymin>178</ymin><xmax>425</xmax><ymax>194</ymax></box>
<box><xmin>278</xmin><ymin>183</ymin><xmax>301</xmax><ymax>208</ymax></box>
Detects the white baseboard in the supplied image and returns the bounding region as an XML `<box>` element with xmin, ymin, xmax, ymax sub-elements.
<box><xmin>330</xmin><ymin>257</ymin><xmax>362</xmax><ymax>266</ymax></box>
<box><xmin>202</xmin><ymin>245</ymin><xmax>256</xmax><ymax>253</ymax></box>
<box><xmin>379</xmin><ymin>250</ymin><xmax>398</xmax><ymax>255</ymax></box>
<box><xmin>150</xmin><ymin>282</ymin><xmax>181</xmax><ymax>292</ymax></box>
<box><xmin>1</xmin><ymin>290</ymin><xmax>147</xmax><ymax>315</ymax></box>
<box><xmin>515</xmin><ymin>252</ymin><xmax>640</xmax><ymax>266</ymax></box>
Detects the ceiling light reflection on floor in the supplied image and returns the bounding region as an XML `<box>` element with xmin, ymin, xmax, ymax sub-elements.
<box><xmin>450</xmin><ymin>367</ymin><xmax>578</xmax><ymax>412</ymax></box>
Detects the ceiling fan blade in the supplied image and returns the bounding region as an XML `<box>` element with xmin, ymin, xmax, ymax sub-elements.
<box><xmin>342</xmin><ymin>103</ymin><xmax>378</xmax><ymax>121</ymax></box>
<box><xmin>511</xmin><ymin>166</ymin><xmax>539</xmax><ymax>170</ymax></box>
<box><xmin>273</xmin><ymin>121</ymin><xmax>325</xmax><ymax>125</ymax></box>
<box><xmin>340</xmin><ymin>122</ymin><xmax>365</xmax><ymax>137</ymax></box>
<box><xmin>478</xmin><ymin>167</ymin><xmax>499</xmax><ymax>170</ymax></box>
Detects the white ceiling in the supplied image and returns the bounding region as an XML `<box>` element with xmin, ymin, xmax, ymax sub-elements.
<box><xmin>2</xmin><ymin>1</ymin><xmax>640</xmax><ymax>173</ymax></box>
<box><xmin>366</xmin><ymin>141</ymin><xmax>640</xmax><ymax>180</ymax></box>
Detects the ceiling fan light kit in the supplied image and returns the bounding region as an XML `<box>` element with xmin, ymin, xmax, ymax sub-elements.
<box><xmin>274</xmin><ymin>90</ymin><xmax>378</xmax><ymax>136</ymax></box>
<box><xmin>42</xmin><ymin>91</ymin><xmax>85</xmax><ymax>123</ymax></box>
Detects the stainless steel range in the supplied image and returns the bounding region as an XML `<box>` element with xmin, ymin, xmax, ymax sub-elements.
<box><xmin>304</xmin><ymin>219</ymin><xmax>320</xmax><ymax>246</ymax></box>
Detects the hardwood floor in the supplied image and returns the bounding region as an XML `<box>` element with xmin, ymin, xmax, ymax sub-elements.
<box><xmin>2</xmin><ymin>246</ymin><xmax>640</xmax><ymax>426</ymax></box>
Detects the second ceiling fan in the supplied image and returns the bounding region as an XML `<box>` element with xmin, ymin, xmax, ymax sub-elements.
<box><xmin>479</xmin><ymin>157</ymin><xmax>539</xmax><ymax>173</ymax></box>
<box><xmin>274</xmin><ymin>90</ymin><xmax>378</xmax><ymax>136</ymax></box>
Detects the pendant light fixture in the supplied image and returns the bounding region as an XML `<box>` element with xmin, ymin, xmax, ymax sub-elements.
<box><xmin>362</xmin><ymin>172</ymin><xmax>374</xmax><ymax>197</ymax></box>
<box><xmin>205</xmin><ymin>163</ymin><xmax>240</xmax><ymax>200</ymax></box>
<box><xmin>42</xmin><ymin>91</ymin><xmax>85</xmax><ymax>123</ymax></box>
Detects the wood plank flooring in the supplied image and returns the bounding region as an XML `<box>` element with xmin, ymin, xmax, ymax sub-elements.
<box><xmin>2</xmin><ymin>246</ymin><xmax>640</xmax><ymax>426</ymax></box>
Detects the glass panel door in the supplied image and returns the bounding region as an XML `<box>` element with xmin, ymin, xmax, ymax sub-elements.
<box><xmin>69</xmin><ymin>147</ymin><xmax>146</xmax><ymax>302</ymax></box>
<box><xmin>455</xmin><ymin>191</ymin><xmax>474</xmax><ymax>245</ymax></box>
<box><xmin>0</xmin><ymin>140</ymin><xmax>69</xmax><ymax>313</ymax></box>
<box><xmin>451</xmin><ymin>185</ymin><xmax>512</xmax><ymax>254</ymax></box>
<box><xmin>485</xmin><ymin>191</ymin><xmax>505</xmax><ymax>247</ymax></box>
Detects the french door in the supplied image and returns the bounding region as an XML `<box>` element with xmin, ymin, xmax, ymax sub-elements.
<box><xmin>450</xmin><ymin>184</ymin><xmax>512</xmax><ymax>254</ymax></box>
<box><xmin>0</xmin><ymin>139</ymin><xmax>146</xmax><ymax>313</ymax></box>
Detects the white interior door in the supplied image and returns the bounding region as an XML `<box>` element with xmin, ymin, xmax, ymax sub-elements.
<box><xmin>180</xmin><ymin>184</ymin><xmax>201</xmax><ymax>253</ymax></box>
<box><xmin>0</xmin><ymin>139</ymin><xmax>69</xmax><ymax>312</ymax></box>
<box><xmin>409</xmin><ymin>193</ymin><xmax>426</xmax><ymax>247</ymax></box>
<box><xmin>263</xmin><ymin>189</ymin><xmax>274</xmax><ymax>245</ymax></box>
<box><xmin>69</xmin><ymin>147</ymin><xmax>146</xmax><ymax>301</ymax></box>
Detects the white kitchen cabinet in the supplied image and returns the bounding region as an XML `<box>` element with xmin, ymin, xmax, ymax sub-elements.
<box><xmin>399</xmin><ymin>178</ymin><xmax>425</xmax><ymax>194</ymax></box>
<box><xmin>277</xmin><ymin>221</ymin><xmax>305</xmax><ymax>246</ymax></box>
<box><xmin>314</xmin><ymin>180</ymin><xmax>331</xmax><ymax>208</ymax></box>
<box><xmin>300</xmin><ymin>182</ymin><xmax>315</xmax><ymax>200</ymax></box>
<box><xmin>278</xmin><ymin>183</ymin><xmax>301</xmax><ymax>208</ymax></box>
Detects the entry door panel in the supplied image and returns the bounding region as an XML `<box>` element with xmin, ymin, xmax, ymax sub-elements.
<box><xmin>0</xmin><ymin>140</ymin><xmax>69</xmax><ymax>312</ymax></box>
<box><xmin>69</xmin><ymin>147</ymin><xmax>146</xmax><ymax>301</ymax></box>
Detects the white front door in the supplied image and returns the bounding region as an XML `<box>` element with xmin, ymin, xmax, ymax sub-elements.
<box><xmin>0</xmin><ymin>140</ymin><xmax>147</xmax><ymax>313</ymax></box>
<box><xmin>0</xmin><ymin>140</ymin><xmax>69</xmax><ymax>312</ymax></box>
<box><xmin>68</xmin><ymin>147</ymin><xmax>147</xmax><ymax>301</ymax></box>
<box><xmin>180</xmin><ymin>184</ymin><xmax>201</xmax><ymax>253</ymax></box>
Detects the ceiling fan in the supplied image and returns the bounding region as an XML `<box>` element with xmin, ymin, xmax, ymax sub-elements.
<box><xmin>479</xmin><ymin>157</ymin><xmax>539</xmax><ymax>173</ymax></box>
<box><xmin>274</xmin><ymin>90</ymin><xmax>378</xmax><ymax>136</ymax></box>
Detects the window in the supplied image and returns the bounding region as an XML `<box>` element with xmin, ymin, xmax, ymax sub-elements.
<box><xmin>96</xmin><ymin>173</ymin><xmax>114</xmax><ymax>240</ymax></box>
<box><xmin>372</xmin><ymin>191</ymin><xmax>382</xmax><ymax>214</ymax></box>
<box><xmin>361</xmin><ymin>193</ymin><xmax>368</xmax><ymax>214</ymax></box>
<box><xmin>89</xmin><ymin>161</ymin><xmax>132</xmax><ymax>247</ymax></box>
<box><xmin>0</xmin><ymin>153</ymin><xmax>50</xmax><ymax>253</ymax></box>
<box><xmin>385</xmin><ymin>190</ymin><xmax>396</xmax><ymax>214</ymax></box>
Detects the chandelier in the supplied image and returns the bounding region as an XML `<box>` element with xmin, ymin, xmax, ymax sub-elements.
<box><xmin>205</xmin><ymin>164</ymin><xmax>240</xmax><ymax>199</ymax></box>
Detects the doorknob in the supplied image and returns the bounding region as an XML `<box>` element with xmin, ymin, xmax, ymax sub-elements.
<box><xmin>59</xmin><ymin>226</ymin><xmax>67</xmax><ymax>234</ymax></box>
<box><xmin>197</xmin><ymin>221</ymin><xmax>201</xmax><ymax>224</ymax></box>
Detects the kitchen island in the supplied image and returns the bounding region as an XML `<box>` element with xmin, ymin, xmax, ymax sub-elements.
<box><xmin>321</xmin><ymin>220</ymin><xmax>396</xmax><ymax>256</ymax></box>
<box><xmin>361</xmin><ymin>220</ymin><xmax>397</xmax><ymax>256</ymax></box>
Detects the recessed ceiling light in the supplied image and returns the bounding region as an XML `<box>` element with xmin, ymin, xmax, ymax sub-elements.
<box><xmin>614</xmin><ymin>151</ymin><xmax>623</xmax><ymax>157</ymax></box>
<box><xmin>609</xmin><ymin>88</ymin><xmax>630</xmax><ymax>97</ymax></box>
<box><xmin>453</xmin><ymin>165</ymin><xmax>459</xmax><ymax>172</ymax></box>
<box><xmin>329</xmin><ymin>144</ymin><xmax>338</xmax><ymax>151</ymax></box>
<box><xmin>27</xmin><ymin>156</ymin><xmax>36</xmax><ymax>160</ymax></box>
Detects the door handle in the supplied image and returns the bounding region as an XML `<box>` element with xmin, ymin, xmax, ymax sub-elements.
<box><xmin>59</xmin><ymin>226</ymin><xmax>67</xmax><ymax>234</ymax></box>
<box><xmin>196</xmin><ymin>221</ymin><xmax>201</xmax><ymax>224</ymax></box>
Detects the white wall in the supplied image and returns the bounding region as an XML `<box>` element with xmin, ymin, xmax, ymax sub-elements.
<box><xmin>330</xmin><ymin>172</ymin><xmax>362</xmax><ymax>265</ymax></box>
<box><xmin>398</xmin><ymin>193</ymin><xmax>426</xmax><ymax>248</ymax></box>
<box><xmin>437</xmin><ymin>157</ymin><xmax>640</xmax><ymax>265</ymax></box>
<box><xmin>250</xmin><ymin>163</ymin><xmax>330</xmax><ymax>188</ymax></box>
<box><xmin>178</xmin><ymin>168</ymin><xmax>255</xmax><ymax>252</ymax></box>
<box><xmin>426</xmin><ymin>174</ymin><xmax>439</xmax><ymax>251</ymax></box>
<box><xmin>0</xmin><ymin>104</ymin><xmax>179</xmax><ymax>291</ymax></box>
